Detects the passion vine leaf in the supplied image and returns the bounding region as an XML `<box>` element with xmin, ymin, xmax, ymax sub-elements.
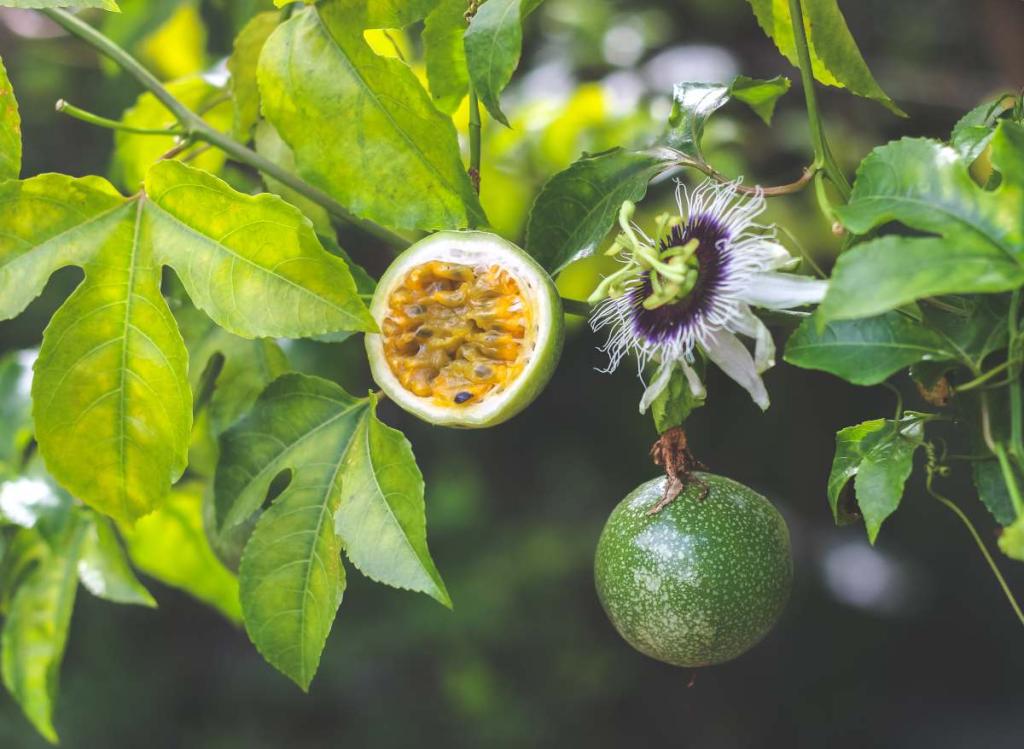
<box><xmin>664</xmin><ymin>82</ymin><xmax>729</xmax><ymax>163</ymax></box>
<box><xmin>650</xmin><ymin>366</ymin><xmax>705</xmax><ymax>434</ymax></box>
<box><xmin>119</xmin><ymin>482</ymin><xmax>241</xmax><ymax>622</ymax></box>
<box><xmin>2</xmin><ymin>162</ymin><xmax>372</xmax><ymax>525</ymax></box>
<box><xmin>258</xmin><ymin>2</ymin><xmax>485</xmax><ymax>231</ymax></box>
<box><xmin>827</xmin><ymin>414</ymin><xmax>926</xmax><ymax>542</ymax></box>
<box><xmin>950</xmin><ymin>96</ymin><xmax>1015</xmax><ymax>163</ymax></box>
<box><xmin>823</xmin><ymin>124</ymin><xmax>1024</xmax><ymax>322</ymax></box>
<box><xmin>785</xmin><ymin>311</ymin><xmax>956</xmax><ymax>386</ymax></box>
<box><xmin>728</xmin><ymin>74</ymin><xmax>791</xmax><ymax>125</ymax></box>
<box><xmin>0</xmin><ymin>518</ymin><xmax>86</xmax><ymax>744</ymax></box>
<box><xmin>998</xmin><ymin>516</ymin><xmax>1024</xmax><ymax>562</ymax></box>
<box><xmin>973</xmin><ymin>459</ymin><xmax>1019</xmax><ymax>527</ymax></box>
<box><xmin>356</xmin><ymin>0</ymin><xmax>441</xmax><ymax>28</ymax></box>
<box><xmin>0</xmin><ymin>351</ymin><xmax>33</xmax><ymax>466</ymax></box>
<box><xmin>77</xmin><ymin>510</ymin><xmax>156</xmax><ymax>607</ymax></box>
<box><xmin>112</xmin><ymin>76</ymin><xmax>232</xmax><ymax>190</ymax></box>
<box><xmin>144</xmin><ymin>160</ymin><xmax>374</xmax><ymax>339</ymax></box>
<box><xmin>423</xmin><ymin>0</ymin><xmax>470</xmax><ymax>114</ymax></box>
<box><xmin>464</xmin><ymin>0</ymin><xmax>544</xmax><ymax>127</ymax></box>
<box><xmin>0</xmin><ymin>0</ymin><xmax>119</xmax><ymax>9</ymax></box>
<box><xmin>525</xmin><ymin>148</ymin><xmax>666</xmax><ymax>274</ymax></box>
<box><xmin>745</xmin><ymin>0</ymin><xmax>904</xmax><ymax>116</ymax></box>
<box><xmin>217</xmin><ymin>374</ymin><xmax>449</xmax><ymax>689</ymax></box>
<box><xmin>227</xmin><ymin>11</ymin><xmax>279</xmax><ymax>139</ymax></box>
<box><xmin>0</xmin><ymin>55</ymin><xmax>21</xmax><ymax>181</ymax></box>
<box><xmin>31</xmin><ymin>197</ymin><xmax>193</xmax><ymax>527</ymax></box>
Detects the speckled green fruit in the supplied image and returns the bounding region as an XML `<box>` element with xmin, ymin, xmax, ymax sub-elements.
<box><xmin>595</xmin><ymin>473</ymin><xmax>791</xmax><ymax>667</ymax></box>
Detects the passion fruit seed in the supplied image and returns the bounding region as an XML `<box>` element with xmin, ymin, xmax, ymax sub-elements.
<box><xmin>366</xmin><ymin>231</ymin><xmax>564</xmax><ymax>428</ymax></box>
<box><xmin>595</xmin><ymin>473</ymin><xmax>791</xmax><ymax>668</ymax></box>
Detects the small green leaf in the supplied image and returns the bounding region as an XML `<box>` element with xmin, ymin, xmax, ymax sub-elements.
<box><xmin>950</xmin><ymin>96</ymin><xmax>1015</xmax><ymax>163</ymax></box>
<box><xmin>112</xmin><ymin>76</ymin><xmax>232</xmax><ymax>190</ymax></box>
<box><xmin>650</xmin><ymin>366</ymin><xmax>705</xmax><ymax>434</ymax></box>
<box><xmin>423</xmin><ymin>0</ymin><xmax>470</xmax><ymax>113</ymax></box>
<box><xmin>77</xmin><ymin>511</ymin><xmax>156</xmax><ymax>607</ymax></box>
<box><xmin>785</xmin><ymin>312</ymin><xmax>956</xmax><ymax>385</ymax></box>
<box><xmin>464</xmin><ymin>0</ymin><xmax>543</xmax><ymax>126</ymax></box>
<box><xmin>827</xmin><ymin>414</ymin><xmax>926</xmax><ymax>541</ymax></box>
<box><xmin>973</xmin><ymin>459</ymin><xmax>1019</xmax><ymax>527</ymax></box>
<box><xmin>144</xmin><ymin>160</ymin><xmax>375</xmax><ymax>339</ymax></box>
<box><xmin>357</xmin><ymin>0</ymin><xmax>440</xmax><ymax>28</ymax></box>
<box><xmin>0</xmin><ymin>55</ymin><xmax>21</xmax><ymax>180</ymax></box>
<box><xmin>745</xmin><ymin>0</ymin><xmax>904</xmax><ymax>115</ymax></box>
<box><xmin>664</xmin><ymin>82</ymin><xmax>729</xmax><ymax>162</ymax></box>
<box><xmin>120</xmin><ymin>482</ymin><xmax>241</xmax><ymax>622</ymax></box>
<box><xmin>998</xmin><ymin>516</ymin><xmax>1024</xmax><ymax>562</ymax></box>
<box><xmin>1</xmin><ymin>517</ymin><xmax>86</xmax><ymax>745</ymax></box>
<box><xmin>824</xmin><ymin>128</ymin><xmax>1024</xmax><ymax>321</ymax></box>
<box><xmin>729</xmin><ymin>74</ymin><xmax>791</xmax><ymax>125</ymax></box>
<box><xmin>0</xmin><ymin>1</ymin><xmax>119</xmax><ymax>9</ymax></box>
<box><xmin>218</xmin><ymin>374</ymin><xmax>449</xmax><ymax>688</ymax></box>
<box><xmin>227</xmin><ymin>11</ymin><xmax>279</xmax><ymax>139</ymax></box>
<box><xmin>525</xmin><ymin>148</ymin><xmax>665</xmax><ymax>274</ymax></box>
<box><xmin>919</xmin><ymin>296</ymin><xmax>1008</xmax><ymax>371</ymax></box>
<box><xmin>258</xmin><ymin>3</ymin><xmax>485</xmax><ymax>231</ymax></box>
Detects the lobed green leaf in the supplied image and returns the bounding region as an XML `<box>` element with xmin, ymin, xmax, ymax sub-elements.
<box><xmin>218</xmin><ymin>374</ymin><xmax>449</xmax><ymax>688</ymax></box>
<box><xmin>258</xmin><ymin>2</ymin><xmax>484</xmax><ymax>231</ymax></box>
<box><xmin>728</xmin><ymin>74</ymin><xmax>791</xmax><ymax>125</ymax></box>
<box><xmin>525</xmin><ymin>148</ymin><xmax>666</xmax><ymax>274</ymax></box>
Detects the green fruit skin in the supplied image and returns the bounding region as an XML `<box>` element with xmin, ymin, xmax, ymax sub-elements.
<box><xmin>595</xmin><ymin>473</ymin><xmax>792</xmax><ymax>668</ymax></box>
<box><xmin>366</xmin><ymin>230</ymin><xmax>564</xmax><ymax>429</ymax></box>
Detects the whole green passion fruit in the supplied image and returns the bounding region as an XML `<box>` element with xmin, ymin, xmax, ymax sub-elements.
<box><xmin>595</xmin><ymin>473</ymin><xmax>791</xmax><ymax>667</ymax></box>
<box><xmin>366</xmin><ymin>231</ymin><xmax>564</xmax><ymax>428</ymax></box>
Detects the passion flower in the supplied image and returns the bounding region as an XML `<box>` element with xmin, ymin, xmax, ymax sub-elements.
<box><xmin>595</xmin><ymin>473</ymin><xmax>792</xmax><ymax>667</ymax></box>
<box><xmin>590</xmin><ymin>180</ymin><xmax>828</xmax><ymax>411</ymax></box>
<box><xmin>366</xmin><ymin>231</ymin><xmax>564</xmax><ymax>428</ymax></box>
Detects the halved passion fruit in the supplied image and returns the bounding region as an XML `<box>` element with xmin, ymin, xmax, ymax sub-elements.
<box><xmin>366</xmin><ymin>231</ymin><xmax>563</xmax><ymax>428</ymax></box>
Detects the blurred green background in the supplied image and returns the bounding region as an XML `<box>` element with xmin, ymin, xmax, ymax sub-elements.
<box><xmin>2</xmin><ymin>1</ymin><xmax>1024</xmax><ymax>746</ymax></box>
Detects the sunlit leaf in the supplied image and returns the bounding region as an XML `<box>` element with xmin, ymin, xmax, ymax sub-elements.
<box><xmin>218</xmin><ymin>374</ymin><xmax>449</xmax><ymax>688</ymax></box>
<box><xmin>785</xmin><ymin>312</ymin><xmax>956</xmax><ymax>385</ymax></box>
<box><xmin>357</xmin><ymin>0</ymin><xmax>440</xmax><ymax>28</ymax></box>
<box><xmin>112</xmin><ymin>76</ymin><xmax>232</xmax><ymax>191</ymax></box>
<box><xmin>32</xmin><ymin>198</ymin><xmax>192</xmax><ymax>525</ymax></box>
<box><xmin>143</xmin><ymin>160</ymin><xmax>375</xmax><ymax>339</ymax></box>
<box><xmin>1</xmin><ymin>517</ymin><xmax>86</xmax><ymax>745</ymax></box>
<box><xmin>824</xmin><ymin>126</ymin><xmax>1024</xmax><ymax>321</ymax></box>
<box><xmin>258</xmin><ymin>2</ymin><xmax>485</xmax><ymax>231</ymax></box>
<box><xmin>827</xmin><ymin>414</ymin><xmax>926</xmax><ymax>542</ymax></box>
<box><xmin>228</xmin><ymin>11</ymin><xmax>279</xmax><ymax>139</ymax></box>
<box><xmin>423</xmin><ymin>0</ymin><xmax>470</xmax><ymax>114</ymax></box>
<box><xmin>746</xmin><ymin>0</ymin><xmax>904</xmax><ymax>115</ymax></box>
<box><xmin>120</xmin><ymin>482</ymin><xmax>241</xmax><ymax>622</ymax></box>
<box><xmin>526</xmin><ymin>148</ymin><xmax>665</xmax><ymax>274</ymax></box>
<box><xmin>136</xmin><ymin>2</ymin><xmax>207</xmax><ymax>80</ymax></box>
<box><xmin>0</xmin><ymin>55</ymin><xmax>21</xmax><ymax>180</ymax></box>
<box><xmin>77</xmin><ymin>510</ymin><xmax>156</xmax><ymax>607</ymax></box>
